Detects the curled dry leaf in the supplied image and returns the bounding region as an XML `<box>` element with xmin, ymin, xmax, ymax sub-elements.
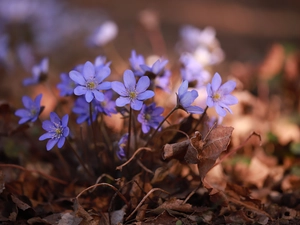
<box><xmin>185</xmin><ymin>126</ymin><xmax>234</xmax><ymax>181</ymax></box>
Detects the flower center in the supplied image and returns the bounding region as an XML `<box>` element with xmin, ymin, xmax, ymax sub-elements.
<box><xmin>86</xmin><ymin>80</ymin><xmax>97</xmax><ymax>90</ymax></box>
<box><xmin>54</xmin><ymin>127</ymin><xmax>63</xmax><ymax>138</ymax></box>
<box><xmin>30</xmin><ymin>108</ymin><xmax>37</xmax><ymax>116</ymax></box>
<box><xmin>129</xmin><ymin>91</ymin><xmax>137</xmax><ymax>100</ymax></box>
<box><xmin>145</xmin><ymin>113</ymin><xmax>151</xmax><ymax>121</ymax></box>
<box><xmin>213</xmin><ymin>92</ymin><xmax>222</xmax><ymax>102</ymax></box>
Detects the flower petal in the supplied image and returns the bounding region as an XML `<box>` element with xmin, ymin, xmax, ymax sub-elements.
<box><xmin>83</xmin><ymin>61</ymin><xmax>95</xmax><ymax>80</ymax></box>
<box><xmin>116</xmin><ymin>96</ymin><xmax>131</xmax><ymax>107</ymax></box>
<box><xmin>111</xmin><ymin>81</ymin><xmax>127</xmax><ymax>96</ymax></box>
<box><xmin>178</xmin><ymin>80</ymin><xmax>188</xmax><ymax>97</ymax></box>
<box><xmin>34</xmin><ymin>94</ymin><xmax>43</xmax><ymax>105</ymax></box>
<box><xmin>74</xmin><ymin>86</ymin><xmax>87</xmax><ymax>95</ymax></box>
<box><xmin>206</xmin><ymin>96</ymin><xmax>214</xmax><ymax>107</ymax></box>
<box><xmin>39</xmin><ymin>132</ymin><xmax>53</xmax><ymax>140</ymax></box>
<box><xmin>69</xmin><ymin>70</ymin><xmax>86</xmax><ymax>85</ymax></box>
<box><xmin>221</xmin><ymin>95</ymin><xmax>238</xmax><ymax>105</ymax></box>
<box><xmin>137</xmin><ymin>90</ymin><xmax>154</xmax><ymax>100</ymax></box>
<box><xmin>93</xmin><ymin>90</ymin><xmax>104</xmax><ymax>101</ymax></box>
<box><xmin>131</xmin><ymin>99</ymin><xmax>143</xmax><ymax>110</ymax></box>
<box><xmin>136</xmin><ymin>76</ymin><xmax>150</xmax><ymax>93</ymax></box>
<box><xmin>61</xmin><ymin>114</ymin><xmax>69</xmax><ymax>127</ymax></box>
<box><xmin>42</xmin><ymin>120</ymin><xmax>54</xmax><ymax>131</ymax></box>
<box><xmin>15</xmin><ymin>109</ymin><xmax>30</xmax><ymax>117</ymax></box>
<box><xmin>123</xmin><ymin>70</ymin><xmax>136</xmax><ymax>90</ymax></box>
<box><xmin>63</xmin><ymin>127</ymin><xmax>70</xmax><ymax>137</ymax></box>
<box><xmin>50</xmin><ymin>112</ymin><xmax>60</xmax><ymax>124</ymax></box>
<box><xmin>215</xmin><ymin>105</ymin><xmax>227</xmax><ymax>117</ymax></box>
<box><xmin>57</xmin><ymin>137</ymin><xmax>66</xmax><ymax>148</ymax></box>
<box><xmin>95</xmin><ymin>66</ymin><xmax>111</xmax><ymax>82</ymax></box>
<box><xmin>46</xmin><ymin>139</ymin><xmax>58</xmax><ymax>151</ymax></box>
<box><xmin>85</xmin><ymin>91</ymin><xmax>94</xmax><ymax>103</ymax></box>
<box><xmin>184</xmin><ymin>106</ymin><xmax>204</xmax><ymax>114</ymax></box>
<box><xmin>219</xmin><ymin>80</ymin><xmax>236</xmax><ymax>95</ymax></box>
<box><xmin>97</xmin><ymin>81</ymin><xmax>111</xmax><ymax>90</ymax></box>
<box><xmin>22</xmin><ymin>96</ymin><xmax>33</xmax><ymax>109</ymax></box>
<box><xmin>211</xmin><ymin>73</ymin><xmax>222</xmax><ymax>92</ymax></box>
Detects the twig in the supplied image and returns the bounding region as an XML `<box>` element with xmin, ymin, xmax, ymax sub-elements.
<box><xmin>89</xmin><ymin>174</ymin><xmax>115</xmax><ymax>193</ymax></box>
<box><xmin>137</xmin><ymin>159</ymin><xmax>154</xmax><ymax>174</ymax></box>
<box><xmin>116</xmin><ymin>147</ymin><xmax>154</xmax><ymax>171</ymax></box>
<box><xmin>75</xmin><ymin>182</ymin><xmax>129</xmax><ymax>208</ymax></box>
<box><xmin>126</xmin><ymin>188</ymin><xmax>170</xmax><ymax>221</ymax></box>
<box><xmin>0</xmin><ymin>163</ymin><xmax>68</xmax><ymax>185</ymax></box>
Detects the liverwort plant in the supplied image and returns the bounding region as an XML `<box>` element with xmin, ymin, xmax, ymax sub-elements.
<box><xmin>39</xmin><ymin>112</ymin><xmax>69</xmax><ymax>151</ymax></box>
<box><xmin>69</xmin><ymin>61</ymin><xmax>111</xmax><ymax>103</ymax></box>
<box><xmin>15</xmin><ymin>94</ymin><xmax>43</xmax><ymax>124</ymax></box>
<box><xmin>206</xmin><ymin>72</ymin><xmax>238</xmax><ymax>117</ymax></box>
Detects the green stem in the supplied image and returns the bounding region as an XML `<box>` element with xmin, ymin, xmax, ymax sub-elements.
<box><xmin>145</xmin><ymin>105</ymin><xmax>179</xmax><ymax>147</ymax></box>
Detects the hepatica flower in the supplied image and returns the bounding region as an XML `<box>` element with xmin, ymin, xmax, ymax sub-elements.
<box><xmin>140</xmin><ymin>59</ymin><xmax>168</xmax><ymax>77</ymax></box>
<box><xmin>39</xmin><ymin>112</ymin><xmax>69</xmax><ymax>151</ymax></box>
<box><xmin>177</xmin><ymin>80</ymin><xmax>204</xmax><ymax>114</ymax></box>
<box><xmin>117</xmin><ymin>133</ymin><xmax>128</xmax><ymax>160</ymax></box>
<box><xmin>111</xmin><ymin>70</ymin><xmax>154</xmax><ymax>111</ymax></box>
<box><xmin>23</xmin><ymin>57</ymin><xmax>49</xmax><ymax>86</ymax></box>
<box><xmin>96</xmin><ymin>90</ymin><xmax>117</xmax><ymax>116</ymax></box>
<box><xmin>15</xmin><ymin>94</ymin><xmax>43</xmax><ymax>124</ymax></box>
<box><xmin>138</xmin><ymin>103</ymin><xmax>164</xmax><ymax>134</ymax></box>
<box><xmin>72</xmin><ymin>97</ymin><xmax>98</xmax><ymax>124</ymax></box>
<box><xmin>69</xmin><ymin>61</ymin><xmax>111</xmax><ymax>103</ymax></box>
<box><xmin>129</xmin><ymin>50</ymin><xmax>145</xmax><ymax>76</ymax></box>
<box><xmin>88</xmin><ymin>20</ymin><xmax>118</xmax><ymax>47</ymax></box>
<box><xmin>206</xmin><ymin>73</ymin><xmax>238</xmax><ymax>117</ymax></box>
<box><xmin>57</xmin><ymin>73</ymin><xmax>77</xmax><ymax>97</ymax></box>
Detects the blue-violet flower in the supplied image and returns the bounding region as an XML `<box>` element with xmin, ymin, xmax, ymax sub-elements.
<box><xmin>138</xmin><ymin>103</ymin><xmax>164</xmax><ymax>134</ymax></box>
<box><xmin>69</xmin><ymin>61</ymin><xmax>111</xmax><ymax>103</ymax></box>
<box><xmin>111</xmin><ymin>70</ymin><xmax>154</xmax><ymax>110</ymax></box>
<box><xmin>72</xmin><ymin>96</ymin><xmax>98</xmax><ymax>124</ymax></box>
<box><xmin>23</xmin><ymin>57</ymin><xmax>49</xmax><ymax>86</ymax></box>
<box><xmin>177</xmin><ymin>80</ymin><xmax>204</xmax><ymax>114</ymax></box>
<box><xmin>39</xmin><ymin>112</ymin><xmax>69</xmax><ymax>151</ymax></box>
<box><xmin>15</xmin><ymin>94</ymin><xmax>43</xmax><ymax>124</ymax></box>
<box><xmin>206</xmin><ymin>73</ymin><xmax>238</xmax><ymax>117</ymax></box>
<box><xmin>129</xmin><ymin>50</ymin><xmax>145</xmax><ymax>76</ymax></box>
<box><xmin>117</xmin><ymin>133</ymin><xmax>128</xmax><ymax>160</ymax></box>
<box><xmin>96</xmin><ymin>90</ymin><xmax>117</xmax><ymax>116</ymax></box>
<box><xmin>57</xmin><ymin>73</ymin><xmax>77</xmax><ymax>96</ymax></box>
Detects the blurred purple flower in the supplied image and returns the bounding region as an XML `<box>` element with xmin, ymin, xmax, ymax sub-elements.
<box><xmin>206</xmin><ymin>73</ymin><xmax>238</xmax><ymax>117</ymax></box>
<box><xmin>69</xmin><ymin>61</ymin><xmax>111</xmax><ymax>103</ymax></box>
<box><xmin>138</xmin><ymin>103</ymin><xmax>164</xmax><ymax>134</ymax></box>
<box><xmin>117</xmin><ymin>133</ymin><xmax>128</xmax><ymax>160</ymax></box>
<box><xmin>72</xmin><ymin>96</ymin><xmax>98</xmax><ymax>125</ymax></box>
<box><xmin>87</xmin><ymin>21</ymin><xmax>118</xmax><ymax>47</ymax></box>
<box><xmin>129</xmin><ymin>50</ymin><xmax>145</xmax><ymax>76</ymax></box>
<box><xmin>95</xmin><ymin>55</ymin><xmax>111</xmax><ymax>71</ymax></box>
<box><xmin>15</xmin><ymin>94</ymin><xmax>42</xmax><ymax>124</ymax></box>
<box><xmin>57</xmin><ymin>73</ymin><xmax>77</xmax><ymax>97</ymax></box>
<box><xmin>180</xmin><ymin>53</ymin><xmax>210</xmax><ymax>87</ymax></box>
<box><xmin>140</xmin><ymin>59</ymin><xmax>168</xmax><ymax>77</ymax></box>
<box><xmin>23</xmin><ymin>57</ymin><xmax>49</xmax><ymax>86</ymax></box>
<box><xmin>177</xmin><ymin>80</ymin><xmax>203</xmax><ymax>114</ymax></box>
<box><xmin>39</xmin><ymin>112</ymin><xmax>69</xmax><ymax>151</ymax></box>
<box><xmin>111</xmin><ymin>70</ymin><xmax>154</xmax><ymax>111</ymax></box>
<box><xmin>96</xmin><ymin>90</ymin><xmax>117</xmax><ymax>116</ymax></box>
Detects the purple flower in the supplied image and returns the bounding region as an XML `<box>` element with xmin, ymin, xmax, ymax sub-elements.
<box><xmin>15</xmin><ymin>94</ymin><xmax>43</xmax><ymax>124</ymax></box>
<box><xmin>87</xmin><ymin>21</ymin><xmax>118</xmax><ymax>47</ymax></box>
<box><xmin>72</xmin><ymin>97</ymin><xmax>98</xmax><ymax>124</ymax></box>
<box><xmin>206</xmin><ymin>73</ymin><xmax>238</xmax><ymax>117</ymax></box>
<box><xmin>129</xmin><ymin>50</ymin><xmax>145</xmax><ymax>76</ymax></box>
<box><xmin>39</xmin><ymin>112</ymin><xmax>69</xmax><ymax>151</ymax></box>
<box><xmin>117</xmin><ymin>133</ymin><xmax>128</xmax><ymax>160</ymax></box>
<box><xmin>140</xmin><ymin>59</ymin><xmax>168</xmax><ymax>77</ymax></box>
<box><xmin>23</xmin><ymin>57</ymin><xmax>49</xmax><ymax>86</ymax></box>
<box><xmin>138</xmin><ymin>103</ymin><xmax>164</xmax><ymax>134</ymax></box>
<box><xmin>69</xmin><ymin>61</ymin><xmax>111</xmax><ymax>103</ymax></box>
<box><xmin>95</xmin><ymin>56</ymin><xmax>111</xmax><ymax>71</ymax></box>
<box><xmin>177</xmin><ymin>80</ymin><xmax>204</xmax><ymax>114</ymax></box>
<box><xmin>111</xmin><ymin>70</ymin><xmax>154</xmax><ymax>110</ymax></box>
<box><xmin>96</xmin><ymin>90</ymin><xmax>117</xmax><ymax>116</ymax></box>
<box><xmin>57</xmin><ymin>73</ymin><xmax>77</xmax><ymax>97</ymax></box>
<box><xmin>180</xmin><ymin>53</ymin><xmax>210</xmax><ymax>87</ymax></box>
